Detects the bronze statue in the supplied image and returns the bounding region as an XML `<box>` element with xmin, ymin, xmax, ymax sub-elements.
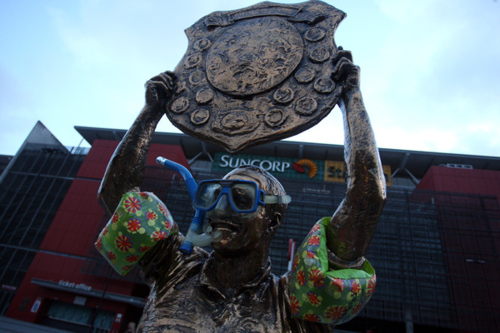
<box><xmin>96</xmin><ymin>1</ymin><xmax>386</xmax><ymax>332</ymax></box>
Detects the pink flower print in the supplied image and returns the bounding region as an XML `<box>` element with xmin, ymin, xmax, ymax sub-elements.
<box><xmin>102</xmin><ymin>226</ymin><xmax>108</xmax><ymax>236</ymax></box>
<box><xmin>139</xmin><ymin>192</ymin><xmax>150</xmax><ymax>200</ymax></box>
<box><xmin>304</xmin><ymin>312</ymin><xmax>320</xmax><ymax>322</ymax></box>
<box><xmin>292</xmin><ymin>254</ymin><xmax>300</xmax><ymax>272</ymax></box>
<box><xmin>122</xmin><ymin>265</ymin><xmax>134</xmax><ymax>272</ymax></box>
<box><xmin>306</xmin><ymin>250</ymin><xmax>316</xmax><ymax>259</ymax></box>
<box><xmin>325</xmin><ymin>306</ymin><xmax>346</xmax><ymax>320</ymax></box>
<box><xmin>308</xmin><ymin>223</ymin><xmax>321</xmax><ymax>235</ymax></box>
<box><xmin>112</xmin><ymin>213</ymin><xmax>119</xmax><ymax>224</ymax></box>
<box><xmin>309</xmin><ymin>269</ymin><xmax>325</xmax><ymax>288</ymax></box>
<box><xmin>290</xmin><ymin>295</ymin><xmax>300</xmax><ymax>315</ymax></box>
<box><xmin>332</xmin><ymin>277</ymin><xmax>345</xmax><ymax>292</ymax></box>
<box><xmin>367</xmin><ymin>277</ymin><xmax>376</xmax><ymax>297</ymax></box>
<box><xmin>115</xmin><ymin>234</ymin><xmax>132</xmax><ymax>252</ymax></box>
<box><xmin>158</xmin><ymin>203</ymin><xmax>168</xmax><ymax>216</ymax></box>
<box><xmin>139</xmin><ymin>245</ymin><xmax>151</xmax><ymax>252</ymax></box>
<box><xmin>307</xmin><ymin>235</ymin><xmax>320</xmax><ymax>246</ymax></box>
<box><xmin>106</xmin><ymin>251</ymin><xmax>117</xmax><ymax>261</ymax></box>
<box><xmin>351</xmin><ymin>280</ymin><xmax>361</xmax><ymax>295</ymax></box>
<box><xmin>297</xmin><ymin>270</ymin><xmax>306</xmax><ymax>286</ymax></box>
<box><xmin>146</xmin><ymin>211</ymin><xmax>157</xmax><ymax>220</ymax></box>
<box><xmin>307</xmin><ymin>292</ymin><xmax>321</xmax><ymax>306</ymax></box>
<box><xmin>152</xmin><ymin>230</ymin><xmax>167</xmax><ymax>242</ymax></box>
<box><xmin>351</xmin><ymin>302</ymin><xmax>364</xmax><ymax>315</ymax></box>
<box><xmin>124</xmin><ymin>196</ymin><xmax>141</xmax><ymax>213</ymax></box>
<box><xmin>95</xmin><ymin>239</ymin><xmax>103</xmax><ymax>252</ymax></box>
<box><xmin>125</xmin><ymin>255</ymin><xmax>140</xmax><ymax>263</ymax></box>
<box><xmin>125</xmin><ymin>218</ymin><xmax>142</xmax><ymax>233</ymax></box>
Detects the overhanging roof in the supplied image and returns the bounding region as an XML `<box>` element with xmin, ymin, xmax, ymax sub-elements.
<box><xmin>75</xmin><ymin>126</ymin><xmax>500</xmax><ymax>179</ymax></box>
<box><xmin>31</xmin><ymin>278</ymin><xmax>145</xmax><ymax>307</ymax></box>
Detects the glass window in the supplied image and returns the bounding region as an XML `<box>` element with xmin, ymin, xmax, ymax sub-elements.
<box><xmin>47</xmin><ymin>300</ymin><xmax>115</xmax><ymax>330</ymax></box>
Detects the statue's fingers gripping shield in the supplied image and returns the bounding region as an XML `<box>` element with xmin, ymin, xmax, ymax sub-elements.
<box><xmin>166</xmin><ymin>1</ymin><xmax>346</xmax><ymax>153</ymax></box>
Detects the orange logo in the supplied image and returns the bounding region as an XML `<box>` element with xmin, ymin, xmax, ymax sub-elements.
<box><xmin>292</xmin><ymin>159</ymin><xmax>317</xmax><ymax>178</ymax></box>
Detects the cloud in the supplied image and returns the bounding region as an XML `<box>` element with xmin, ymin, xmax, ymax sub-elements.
<box><xmin>1</xmin><ymin>0</ymin><xmax>499</xmax><ymax>157</ymax></box>
<box><xmin>355</xmin><ymin>0</ymin><xmax>500</xmax><ymax>155</ymax></box>
<box><xmin>48</xmin><ymin>7</ymin><xmax>112</xmax><ymax>68</ymax></box>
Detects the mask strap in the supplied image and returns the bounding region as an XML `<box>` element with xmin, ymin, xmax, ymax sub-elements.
<box><xmin>263</xmin><ymin>195</ymin><xmax>292</xmax><ymax>205</ymax></box>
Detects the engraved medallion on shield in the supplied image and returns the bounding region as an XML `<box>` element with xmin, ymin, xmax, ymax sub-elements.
<box><xmin>206</xmin><ymin>17</ymin><xmax>304</xmax><ymax>96</ymax></box>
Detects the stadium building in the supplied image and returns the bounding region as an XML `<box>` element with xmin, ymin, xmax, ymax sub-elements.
<box><xmin>0</xmin><ymin>121</ymin><xmax>498</xmax><ymax>332</ymax></box>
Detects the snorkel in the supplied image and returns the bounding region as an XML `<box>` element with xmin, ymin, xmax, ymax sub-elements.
<box><xmin>156</xmin><ymin>157</ymin><xmax>221</xmax><ymax>254</ymax></box>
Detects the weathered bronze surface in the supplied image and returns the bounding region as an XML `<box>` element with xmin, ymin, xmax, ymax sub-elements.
<box><xmin>326</xmin><ymin>50</ymin><xmax>387</xmax><ymax>267</ymax></box>
<box><xmin>97</xmin><ymin>1</ymin><xmax>387</xmax><ymax>332</ymax></box>
<box><xmin>165</xmin><ymin>1</ymin><xmax>346</xmax><ymax>153</ymax></box>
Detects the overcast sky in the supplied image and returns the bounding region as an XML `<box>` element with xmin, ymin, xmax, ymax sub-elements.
<box><xmin>1</xmin><ymin>0</ymin><xmax>499</xmax><ymax>157</ymax></box>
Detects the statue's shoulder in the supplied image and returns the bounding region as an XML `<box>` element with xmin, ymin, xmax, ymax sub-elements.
<box><xmin>140</xmin><ymin>234</ymin><xmax>209</xmax><ymax>284</ymax></box>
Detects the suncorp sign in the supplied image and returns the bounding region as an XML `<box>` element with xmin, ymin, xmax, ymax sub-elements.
<box><xmin>212</xmin><ymin>152</ymin><xmax>392</xmax><ymax>185</ymax></box>
<box><xmin>219</xmin><ymin>154</ymin><xmax>291</xmax><ymax>173</ymax></box>
<box><xmin>213</xmin><ymin>153</ymin><xmax>321</xmax><ymax>180</ymax></box>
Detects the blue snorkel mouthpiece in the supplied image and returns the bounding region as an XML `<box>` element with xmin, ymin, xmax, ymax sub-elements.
<box><xmin>156</xmin><ymin>157</ymin><xmax>220</xmax><ymax>255</ymax></box>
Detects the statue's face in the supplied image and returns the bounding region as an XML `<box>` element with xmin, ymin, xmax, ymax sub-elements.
<box><xmin>206</xmin><ymin>171</ymin><xmax>274</xmax><ymax>257</ymax></box>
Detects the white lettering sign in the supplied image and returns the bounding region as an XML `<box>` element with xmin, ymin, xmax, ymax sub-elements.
<box><xmin>59</xmin><ymin>280</ymin><xmax>92</xmax><ymax>292</ymax></box>
<box><xmin>219</xmin><ymin>155</ymin><xmax>291</xmax><ymax>173</ymax></box>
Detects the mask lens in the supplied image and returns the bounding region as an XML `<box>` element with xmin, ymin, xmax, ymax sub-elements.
<box><xmin>195</xmin><ymin>182</ymin><xmax>222</xmax><ymax>210</ymax></box>
<box><xmin>230</xmin><ymin>183</ymin><xmax>256</xmax><ymax>211</ymax></box>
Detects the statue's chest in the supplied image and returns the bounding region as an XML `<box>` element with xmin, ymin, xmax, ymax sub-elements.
<box><xmin>140</xmin><ymin>275</ymin><xmax>281</xmax><ymax>332</ymax></box>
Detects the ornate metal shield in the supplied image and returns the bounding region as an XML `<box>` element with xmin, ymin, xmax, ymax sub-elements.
<box><xmin>167</xmin><ymin>0</ymin><xmax>346</xmax><ymax>153</ymax></box>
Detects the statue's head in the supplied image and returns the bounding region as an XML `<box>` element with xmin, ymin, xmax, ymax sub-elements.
<box><xmin>202</xmin><ymin>165</ymin><xmax>289</xmax><ymax>257</ymax></box>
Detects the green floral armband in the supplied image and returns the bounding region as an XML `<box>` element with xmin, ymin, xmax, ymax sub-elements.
<box><xmin>95</xmin><ymin>192</ymin><xmax>178</xmax><ymax>275</ymax></box>
<box><xmin>289</xmin><ymin>217</ymin><xmax>376</xmax><ymax>324</ymax></box>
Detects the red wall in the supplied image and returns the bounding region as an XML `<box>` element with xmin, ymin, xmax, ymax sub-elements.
<box><xmin>417</xmin><ymin>166</ymin><xmax>500</xmax><ymax>199</ymax></box>
<box><xmin>7</xmin><ymin>139</ymin><xmax>189</xmax><ymax>331</ymax></box>
<box><xmin>417</xmin><ymin>166</ymin><xmax>500</xmax><ymax>331</ymax></box>
<box><xmin>76</xmin><ymin>139</ymin><xmax>190</xmax><ymax>180</ymax></box>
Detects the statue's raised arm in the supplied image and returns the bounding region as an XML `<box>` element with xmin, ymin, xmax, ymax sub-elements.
<box><xmin>97</xmin><ymin>72</ymin><xmax>175</xmax><ymax>215</ymax></box>
<box><xmin>326</xmin><ymin>49</ymin><xmax>387</xmax><ymax>269</ymax></box>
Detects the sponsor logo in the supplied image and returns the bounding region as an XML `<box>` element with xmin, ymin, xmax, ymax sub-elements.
<box><xmin>292</xmin><ymin>159</ymin><xmax>318</xmax><ymax>178</ymax></box>
<box><xmin>219</xmin><ymin>154</ymin><xmax>290</xmax><ymax>172</ymax></box>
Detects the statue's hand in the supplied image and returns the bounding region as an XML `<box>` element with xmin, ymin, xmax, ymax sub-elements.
<box><xmin>145</xmin><ymin>71</ymin><xmax>176</xmax><ymax>109</ymax></box>
<box><xmin>332</xmin><ymin>48</ymin><xmax>360</xmax><ymax>93</ymax></box>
